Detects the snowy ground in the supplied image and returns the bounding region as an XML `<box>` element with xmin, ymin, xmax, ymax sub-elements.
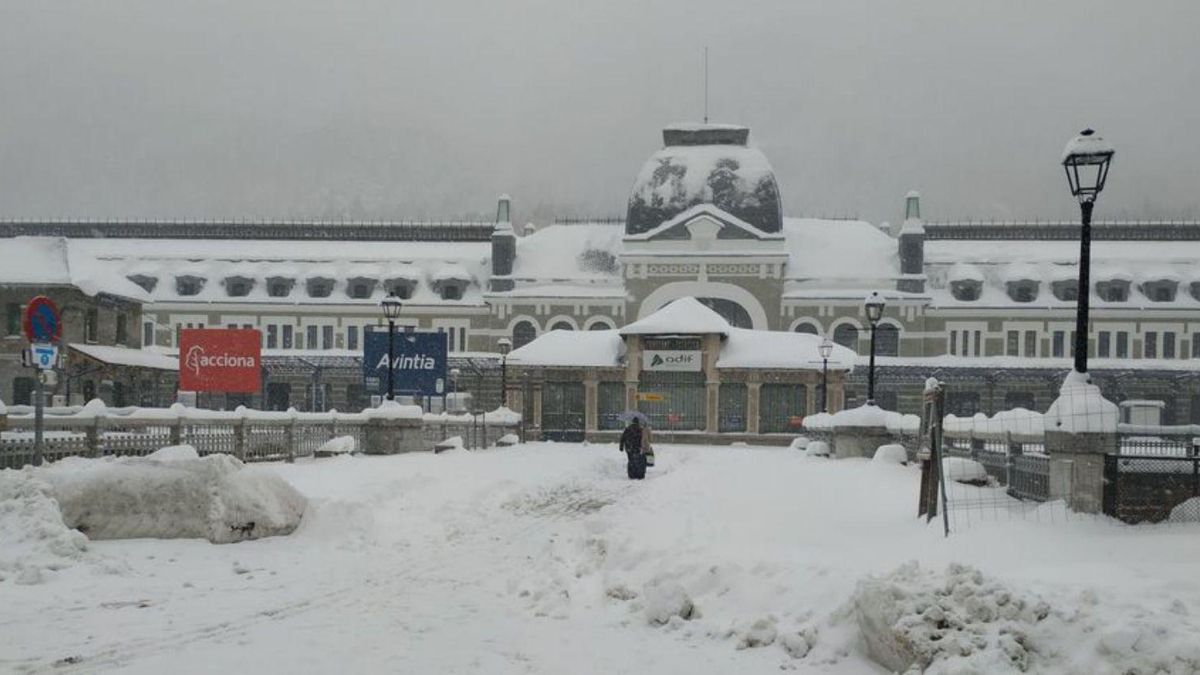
<box><xmin>3</xmin><ymin>443</ymin><xmax>1200</xmax><ymax>674</ymax></box>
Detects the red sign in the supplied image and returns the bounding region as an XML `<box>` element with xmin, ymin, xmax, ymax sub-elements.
<box><xmin>23</xmin><ymin>296</ymin><xmax>62</xmax><ymax>343</ymax></box>
<box><xmin>179</xmin><ymin>329</ymin><xmax>262</xmax><ymax>393</ymax></box>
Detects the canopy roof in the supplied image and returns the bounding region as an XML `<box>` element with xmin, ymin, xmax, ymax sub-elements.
<box><xmin>619</xmin><ymin>297</ymin><xmax>731</xmax><ymax>336</ymax></box>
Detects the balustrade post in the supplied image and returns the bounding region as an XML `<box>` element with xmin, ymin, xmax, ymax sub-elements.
<box><xmin>170</xmin><ymin>417</ymin><xmax>182</xmax><ymax>446</ymax></box>
<box><xmin>234</xmin><ymin>418</ymin><xmax>247</xmax><ymax>461</ymax></box>
<box><xmin>286</xmin><ymin>418</ymin><xmax>297</xmax><ymax>463</ymax></box>
<box><xmin>87</xmin><ymin>417</ymin><xmax>101</xmax><ymax>458</ymax></box>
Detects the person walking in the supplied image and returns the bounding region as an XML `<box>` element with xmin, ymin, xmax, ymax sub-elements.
<box><xmin>620</xmin><ymin>417</ymin><xmax>648</xmax><ymax>480</ymax></box>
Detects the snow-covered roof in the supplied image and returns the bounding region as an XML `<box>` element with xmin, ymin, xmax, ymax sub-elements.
<box><xmin>431</xmin><ymin>263</ymin><xmax>472</xmax><ymax>283</ymax></box>
<box><xmin>716</xmin><ymin>329</ymin><xmax>855</xmax><ymax>370</ymax></box>
<box><xmin>0</xmin><ymin>237</ymin><xmax>149</xmax><ymax>302</ymax></box>
<box><xmin>947</xmin><ymin>263</ymin><xmax>985</xmax><ymax>283</ymax></box>
<box><xmin>70</xmin><ymin>344</ymin><xmax>178</xmax><ymax>371</ymax></box>
<box><xmin>1001</xmin><ymin>262</ymin><xmax>1039</xmax><ymax>283</ymax></box>
<box><xmin>620</xmin><ymin>297</ymin><xmax>731</xmax><ymax>336</ymax></box>
<box><xmin>509</xmin><ymin>223</ymin><xmax>623</xmax><ymax>283</ymax></box>
<box><xmin>781</xmin><ymin>218</ymin><xmax>899</xmax><ymax>283</ymax></box>
<box><xmin>507</xmin><ymin>329</ymin><xmax>625</xmax><ymax>368</ymax></box>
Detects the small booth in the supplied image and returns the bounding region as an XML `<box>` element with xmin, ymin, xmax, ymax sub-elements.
<box><xmin>506</xmin><ymin>297</ymin><xmax>855</xmax><ymax>444</ymax></box>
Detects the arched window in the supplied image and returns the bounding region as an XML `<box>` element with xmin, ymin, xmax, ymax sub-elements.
<box><xmin>587</xmin><ymin>320</ymin><xmax>615</xmax><ymax>331</ymax></box>
<box><xmin>833</xmin><ymin>324</ymin><xmax>859</xmax><ymax>352</ymax></box>
<box><xmin>696</xmin><ymin>298</ymin><xmax>753</xmax><ymax>329</ymax></box>
<box><xmin>793</xmin><ymin>322</ymin><xmax>819</xmax><ymax>335</ymax></box>
<box><xmin>513</xmin><ymin>320</ymin><xmax>537</xmax><ymax>348</ymax></box>
<box><xmin>875</xmin><ymin>324</ymin><xmax>900</xmax><ymax>356</ymax></box>
<box><xmin>549</xmin><ymin>321</ymin><xmax>575</xmax><ymax>332</ymax></box>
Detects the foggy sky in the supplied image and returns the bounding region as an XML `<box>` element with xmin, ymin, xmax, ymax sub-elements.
<box><xmin>1</xmin><ymin>0</ymin><xmax>1198</xmax><ymax>226</ymax></box>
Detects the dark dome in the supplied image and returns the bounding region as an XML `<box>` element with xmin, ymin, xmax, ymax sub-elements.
<box><xmin>626</xmin><ymin>124</ymin><xmax>783</xmax><ymax>236</ymax></box>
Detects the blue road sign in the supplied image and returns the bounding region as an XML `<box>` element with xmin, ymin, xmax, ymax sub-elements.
<box><xmin>363</xmin><ymin>331</ymin><xmax>448</xmax><ymax>397</ymax></box>
<box><xmin>23</xmin><ymin>296</ymin><xmax>62</xmax><ymax>343</ymax></box>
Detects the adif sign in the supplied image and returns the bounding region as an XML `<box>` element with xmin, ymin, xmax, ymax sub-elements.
<box><xmin>642</xmin><ymin>350</ymin><xmax>702</xmax><ymax>372</ymax></box>
<box><xmin>179</xmin><ymin>329</ymin><xmax>262</xmax><ymax>393</ymax></box>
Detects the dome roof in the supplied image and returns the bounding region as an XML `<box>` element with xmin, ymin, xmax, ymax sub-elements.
<box><xmin>626</xmin><ymin>124</ymin><xmax>783</xmax><ymax>236</ymax></box>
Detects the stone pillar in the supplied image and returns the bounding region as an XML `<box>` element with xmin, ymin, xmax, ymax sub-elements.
<box><xmin>828</xmin><ymin>379</ymin><xmax>845</xmax><ymax>413</ymax></box>
<box><xmin>1044</xmin><ymin>430</ymin><xmax>1116</xmax><ymax>514</ymax></box>
<box><xmin>530</xmin><ymin>383</ymin><xmax>543</xmax><ymax>441</ymax></box>
<box><xmin>804</xmin><ymin>382</ymin><xmax>817</xmax><ymax>416</ymax></box>
<box><xmin>832</xmin><ymin>424</ymin><xmax>892</xmax><ymax>459</ymax></box>
<box><xmin>364</xmin><ymin>416</ymin><xmax>426</xmax><ymax>454</ymax></box>
<box><xmin>584</xmin><ymin>376</ymin><xmax>599</xmax><ymax>432</ymax></box>
<box><xmin>746</xmin><ymin>382</ymin><xmax>762</xmax><ymax>435</ymax></box>
<box><xmin>705</xmin><ymin>382</ymin><xmax>719</xmax><ymax>434</ymax></box>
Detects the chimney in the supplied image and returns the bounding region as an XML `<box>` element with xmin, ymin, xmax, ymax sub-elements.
<box><xmin>897</xmin><ymin>191</ymin><xmax>926</xmax><ymax>293</ymax></box>
<box><xmin>490</xmin><ymin>194</ymin><xmax>515</xmax><ymax>292</ymax></box>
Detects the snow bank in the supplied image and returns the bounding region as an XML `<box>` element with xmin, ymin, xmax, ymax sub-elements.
<box><xmin>872</xmin><ymin>444</ymin><xmax>908</xmax><ymax>465</ymax></box>
<box><xmin>945</xmin><ymin>408</ymin><xmax>1044</xmax><ymax>438</ymax></box>
<box><xmin>1044</xmin><ymin>370</ymin><xmax>1119</xmax><ymax>434</ymax></box>
<box><xmin>316</xmin><ymin>436</ymin><xmax>357</xmax><ymax>455</ymax></box>
<box><xmin>1169</xmin><ymin>497</ymin><xmax>1200</xmax><ymax>523</ymax></box>
<box><xmin>942</xmin><ymin>457</ymin><xmax>988</xmax><ymax>485</ymax></box>
<box><xmin>0</xmin><ymin>470</ymin><xmax>89</xmax><ymax>585</ymax></box>
<box><xmin>643</xmin><ymin>578</ymin><xmax>695</xmax><ymax>625</ymax></box>
<box><xmin>804</xmin><ymin>440</ymin><xmax>831</xmax><ymax>457</ymax></box>
<box><xmin>788</xmin><ymin>436</ymin><xmax>810</xmax><ymax>451</ymax></box>
<box><xmin>148</xmin><ymin>444</ymin><xmax>200</xmax><ymax>461</ymax></box>
<box><xmin>36</xmin><ymin>454</ymin><xmax>306</xmax><ymax>544</ymax></box>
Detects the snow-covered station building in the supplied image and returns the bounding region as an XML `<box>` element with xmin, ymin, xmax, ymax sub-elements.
<box><xmin>4</xmin><ymin>121</ymin><xmax>1200</xmax><ymax>435</ymax></box>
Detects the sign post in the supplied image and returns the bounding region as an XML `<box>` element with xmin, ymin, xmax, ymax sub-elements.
<box><xmin>23</xmin><ymin>296</ymin><xmax>62</xmax><ymax>467</ymax></box>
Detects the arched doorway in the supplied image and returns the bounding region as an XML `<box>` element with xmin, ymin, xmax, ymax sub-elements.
<box><xmin>512</xmin><ymin>320</ymin><xmax>537</xmax><ymax>348</ymax></box>
<box><xmin>696</xmin><ymin>298</ymin><xmax>753</xmax><ymax>329</ymax></box>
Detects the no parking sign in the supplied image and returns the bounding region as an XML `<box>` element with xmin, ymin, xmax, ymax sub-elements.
<box><xmin>23</xmin><ymin>296</ymin><xmax>62</xmax><ymax>343</ymax></box>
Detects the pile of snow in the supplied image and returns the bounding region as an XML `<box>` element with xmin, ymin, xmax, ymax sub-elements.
<box><xmin>788</xmin><ymin>435</ymin><xmax>810</xmax><ymax>451</ymax></box>
<box><xmin>1169</xmin><ymin>497</ymin><xmax>1200</xmax><ymax>523</ymax></box>
<box><xmin>643</xmin><ymin>578</ymin><xmax>695</xmax><ymax>625</ymax></box>
<box><xmin>942</xmin><ymin>457</ymin><xmax>988</xmax><ymax>485</ymax></box>
<box><xmin>872</xmin><ymin>444</ymin><xmax>909</xmax><ymax>465</ymax></box>
<box><xmin>496</xmin><ymin>433</ymin><xmax>520</xmax><ymax>447</ymax></box>
<box><xmin>852</xmin><ymin>562</ymin><xmax>1052</xmax><ymax>673</ymax></box>
<box><xmin>804</xmin><ymin>440</ymin><xmax>831</xmax><ymax>457</ymax></box>
<box><xmin>364</xmin><ymin>400</ymin><xmax>423</xmax><ymax>420</ymax></box>
<box><xmin>945</xmin><ymin>408</ymin><xmax>1044</xmax><ymax>438</ymax></box>
<box><xmin>434</xmin><ymin>436</ymin><xmax>465</xmax><ymax>453</ymax></box>
<box><xmin>315</xmin><ymin>436</ymin><xmax>357</xmax><ymax>456</ymax></box>
<box><xmin>35</xmin><ymin>453</ymin><xmax>306</xmax><ymax>544</ymax></box>
<box><xmin>0</xmin><ymin>471</ymin><xmax>89</xmax><ymax>585</ymax></box>
<box><xmin>1044</xmin><ymin>370</ymin><xmax>1119</xmax><ymax>434</ymax></box>
<box><xmin>483</xmin><ymin>406</ymin><xmax>521</xmax><ymax>425</ymax></box>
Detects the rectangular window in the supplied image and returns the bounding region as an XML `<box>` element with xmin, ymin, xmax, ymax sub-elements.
<box><xmin>85</xmin><ymin>308</ymin><xmax>99</xmax><ymax>342</ymax></box>
<box><xmin>115</xmin><ymin>315</ymin><xmax>128</xmax><ymax>344</ymax></box>
<box><xmin>1164</xmin><ymin>331</ymin><xmax>1176</xmax><ymax>359</ymax></box>
<box><xmin>6</xmin><ymin>303</ymin><xmax>21</xmax><ymax>335</ymax></box>
<box><xmin>1070</xmin><ymin>331</ymin><xmax>1076</xmax><ymax>357</ymax></box>
<box><xmin>306</xmin><ymin>325</ymin><xmax>318</xmax><ymax>349</ymax></box>
<box><xmin>460</xmin><ymin>328</ymin><xmax>467</xmax><ymax>352</ymax></box>
<box><xmin>267</xmin><ymin>325</ymin><xmax>279</xmax><ymax>349</ymax></box>
<box><xmin>1116</xmin><ymin>331</ymin><xmax>1129</xmax><ymax>358</ymax></box>
<box><xmin>1006</xmin><ymin>330</ymin><xmax>1019</xmax><ymax>356</ymax></box>
<box><xmin>973</xmin><ymin>331</ymin><xmax>981</xmax><ymax>356</ymax></box>
<box><xmin>347</xmin><ymin>326</ymin><xmax>359</xmax><ymax>351</ymax></box>
<box><xmin>243</xmin><ymin>323</ymin><xmax>252</xmax><ymax>329</ymax></box>
<box><xmin>1145</xmin><ymin>331</ymin><xmax>1158</xmax><ymax>359</ymax></box>
<box><xmin>143</xmin><ymin>321</ymin><xmax>154</xmax><ymax>347</ymax></box>
<box><xmin>1098</xmin><ymin>332</ymin><xmax>1110</xmax><ymax>358</ymax></box>
<box><xmin>1193</xmin><ymin>333</ymin><xmax>1200</xmax><ymax>358</ymax></box>
<box><xmin>227</xmin><ymin>323</ymin><xmax>237</xmax><ymax>329</ymax></box>
<box><xmin>175</xmin><ymin>323</ymin><xmax>182</xmax><ymax>346</ymax></box>
<box><xmin>949</xmin><ymin>331</ymin><xmax>957</xmax><ymax>356</ymax></box>
<box><xmin>1024</xmin><ymin>330</ymin><xmax>1036</xmax><ymax>357</ymax></box>
<box><xmin>282</xmin><ymin>325</ymin><xmax>294</xmax><ymax>349</ymax></box>
<box><xmin>322</xmin><ymin>325</ymin><xmax>333</xmax><ymax>350</ymax></box>
<box><xmin>1052</xmin><ymin>331</ymin><xmax>1065</xmax><ymax>358</ymax></box>
<box><xmin>448</xmin><ymin>327</ymin><xmax>455</xmax><ymax>352</ymax></box>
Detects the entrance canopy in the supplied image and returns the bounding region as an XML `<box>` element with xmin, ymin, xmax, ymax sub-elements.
<box><xmin>508</xmin><ymin>297</ymin><xmax>855</xmax><ymax>371</ymax></box>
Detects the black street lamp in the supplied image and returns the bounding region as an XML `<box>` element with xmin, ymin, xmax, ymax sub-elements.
<box><xmin>380</xmin><ymin>292</ymin><xmax>403</xmax><ymax>401</ymax></box>
<box><xmin>863</xmin><ymin>291</ymin><xmax>886</xmax><ymax>406</ymax></box>
<box><xmin>818</xmin><ymin>337</ymin><xmax>834</xmax><ymax>413</ymax></box>
<box><xmin>1062</xmin><ymin>128</ymin><xmax>1115</xmax><ymax>375</ymax></box>
<box><xmin>497</xmin><ymin>337</ymin><xmax>512</xmax><ymax>409</ymax></box>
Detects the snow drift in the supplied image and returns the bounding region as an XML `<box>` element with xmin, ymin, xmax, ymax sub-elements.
<box><xmin>35</xmin><ymin>449</ymin><xmax>306</xmax><ymax>544</ymax></box>
<box><xmin>0</xmin><ymin>470</ymin><xmax>89</xmax><ymax>585</ymax></box>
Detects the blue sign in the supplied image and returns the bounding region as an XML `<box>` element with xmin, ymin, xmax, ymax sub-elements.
<box><xmin>363</xmin><ymin>331</ymin><xmax>448</xmax><ymax>397</ymax></box>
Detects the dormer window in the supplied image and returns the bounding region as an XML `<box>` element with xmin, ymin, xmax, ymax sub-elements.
<box><xmin>1191</xmin><ymin>281</ymin><xmax>1200</xmax><ymax>302</ymax></box>
<box><xmin>949</xmin><ymin>280</ymin><xmax>981</xmax><ymax>301</ymax></box>
<box><xmin>1096</xmin><ymin>279</ymin><xmax>1130</xmax><ymax>302</ymax></box>
<box><xmin>306</xmin><ymin>277</ymin><xmax>334</xmax><ymax>298</ymax></box>
<box><xmin>266</xmin><ymin>277</ymin><xmax>294</xmax><ymax>298</ymax></box>
<box><xmin>384</xmin><ymin>279</ymin><xmax>416</xmax><ymax>299</ymax></box>
<box><xmin>176</xmin><ymin>275</ymin><xmax>205</xmax><ymax>296</ymax></box>
<box><xmin>1141</xmin><ymin>279</ymin><xmax>1178</xmax><ymax>302</ymax></box>
<box><xmin>225</xmin><ymin>276</ymin><xmax>255</xmax><ymax>298</ymax></box>
<box><xmin>1006</xmin><ymin>280</ymin><xmax>1039</xmax><ymax>303</ymax></box>
<box><xmin>346</xmin><ymin>277</ymin><xmax>377</xmax><ymax>299</ymax></box>
<box><xmin>440</xmin><ymin>283</ymin><xmax>464</xmax><ymax>301</ymax></box>
<box><xmin>127</xmin><ymin>274</ymin><xmax>158</xmax><ymax>293</ymax></box>
<box><xmin>1051</xmin><ymin>279</ymin><xmax>1078</xmax><ymax>302</ymax></box>
<box><xmin>431</xmin><ymin>265</ymin><xmax>471</xmax><ymax>302</ymax></box>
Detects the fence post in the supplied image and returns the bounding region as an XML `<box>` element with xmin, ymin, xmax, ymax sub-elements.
<box><xmin>170</xmin><ymin>416</ymin><xmax>182</xmax><ymax>446</ymax></box>
<box><xmin>970</xmin><ymin>433</ymin><xmax>984</xmax><ymax>463</ymax></box>
<box><xmin>286</xmin><ymin>417</ymin><xmax>297</xmax><ymax>463</ymax></box>
<box><xmin>87</xmin><ymin>417</ymin><xmax>101</xmax><ymax>458</ymax></box>
<box><xmin>234</xmin><ymin>418</ymin><xmax>247</xmax><ymax>461</ymax></box>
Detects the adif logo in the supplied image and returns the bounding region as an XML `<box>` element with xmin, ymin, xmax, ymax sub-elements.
<box><xmin>185</xmin><ymin>345</ymin><xmax>257</xmax><ymax>376</ymax></box>
<box><xmin>651</xmin><ymin>354</ymin><xmax>665</xmax><ymax>367</ymax></box>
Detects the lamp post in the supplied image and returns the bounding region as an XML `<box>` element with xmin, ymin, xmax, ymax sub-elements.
<box><xmin>818</xmin><ymin>337</ymin><xmax>834</xmax><ymax>413</ymax></box>
<box><xmin>497</xmin><ymin>337</ymin><xmax>512</xmax><ymax>409</ymax></box>
<box><xmin>863</xmin><ymin>291</ymin><xmax>886</xmax><ymax>406</ymax></box>
<box><xmin>379</xmin><ymin>292</ymin><xmax>403</xmax><ymax>401</ymax></box>
<box><xmin>1061</xmin><ymin>128</ymin><xmax>1115</xmax><ymax>375</ymax></box>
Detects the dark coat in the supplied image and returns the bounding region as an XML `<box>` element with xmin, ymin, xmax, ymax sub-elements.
<box><xmin>620</xmin><ymin>424</ymin><xmax>643</xmax><ymax>454</ymax></box>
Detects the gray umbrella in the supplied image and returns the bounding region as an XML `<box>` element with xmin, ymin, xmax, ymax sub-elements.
<box><xmin>617</xmin><ymin>410</ymin><xmax>651</xmax><ymax>425</ymax></box>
